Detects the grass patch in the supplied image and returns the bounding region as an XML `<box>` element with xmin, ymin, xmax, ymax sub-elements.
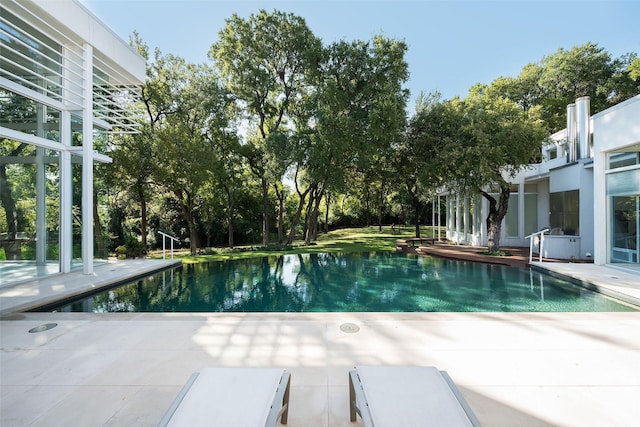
<box><xmin>148</xmin><ymin>226</ymin><xmax>444</xmax><ymax>264</ymax></box>
<box><xmin>477</xmin><ymin>250</ymin><xmax>513</xmax><ymax>257</ymax></box>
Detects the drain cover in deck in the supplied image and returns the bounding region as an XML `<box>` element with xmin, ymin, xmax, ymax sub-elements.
<box><xmin>29</xmin><ymin>323</ymin><xmax>58</xmax><ymax>333</ymax></box>
<box><xmin>340</xmin><ymin>323</ymin><xmax>360</xmax><ymax>333</ymax></box>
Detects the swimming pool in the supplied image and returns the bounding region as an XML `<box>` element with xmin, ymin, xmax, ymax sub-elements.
<box><xmin>43</xmin><ymin>252</ymin><xmax>636</xmax><ymax>313</ymax></box>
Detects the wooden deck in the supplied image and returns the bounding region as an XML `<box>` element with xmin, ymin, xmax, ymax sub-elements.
<box><xmin>396</xmin><ymin>239</ymin><xmax>535</xmax><ymax>268</ymax></box>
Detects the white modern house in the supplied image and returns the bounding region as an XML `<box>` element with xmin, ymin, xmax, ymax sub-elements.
<box><xmin>0</xmin><ymin>0</ymin><xmax>146</xmax><ymax>285</ymax></box>
<box><xmin>444</xmin><ymin>94</ymin><xmax>640</xmax><ymax>270</ymax></box>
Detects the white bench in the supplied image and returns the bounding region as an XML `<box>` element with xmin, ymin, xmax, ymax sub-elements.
<box><xmin>349</xmin><ymin>366</ymin><xmax>481</xmax><ymax>426</ymax></box>
<box><xmin>158</xmin><ymin>368</ymin><xmax>291</xmax><ymax>427</ymax></box>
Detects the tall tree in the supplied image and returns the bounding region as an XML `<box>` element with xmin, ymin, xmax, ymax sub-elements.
<box><xmin>210</xmin><ymin>9</ymin><xmax>322</xmax><ymax>246</ymax></box>
<box><xmin>491</xmin><ymin>43</ymin><xmax>639</xmax><ymax>133</ymax></box>
<box><xmin>108</xmin><ymin>35</ymin><xmax>182</xmax><ymax>250</ymax></box>
<box><xmin>444</xmin><ymin>85</ymin><xmax>548</xmax><ymax>251</ymax></box>
<box><xmin>152</xmin><ymin>62</ymin><xmax>226</xmax><ymax>253</ymax></box>
<box><xmin>398</xmin><ymin>91</ymin><xmax>451</xmax><ymax>237</ymax></box>
<box><xmin>361</xmin><ymin>35</ymin><xmax>409</xmax><ymax>231</ymax></box>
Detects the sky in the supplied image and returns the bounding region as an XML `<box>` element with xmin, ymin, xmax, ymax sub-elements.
<box><xmin>79</xmin><ymin>0</ymin><xmax>640</xmax><ymax>109</ymax></box>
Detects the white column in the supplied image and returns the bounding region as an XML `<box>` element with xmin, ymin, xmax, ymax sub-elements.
<box><xmin>463</xmin><ymin>195</ymin><xmax>469</xmax><ymax>242</ymax></box>
<box><xmin>437</xmin><ymin>195</ymin><xmax>441</xmax><ymax>241</ymax></box>
<box><xmin>82</xmin><ymin>44</ymin><xmax>94</xmax><ymax>275</ymax></box>
<box><xmin>35</xmin><ymin>103</ymin><xmax>46</xmax><ymax>265</ymax></box>
<box><xmin>519</xmin><ymin>182</ymin><xmax>525</xmax><ymax>239</ymax></box>
<box><xmin>60</xmin><ymin>111</ymin><xmax>72</xmax><ymax>273</ymax></box>
<box><xmin>431</xmin><ymin>198</ymin><xmax>435</xmax><ymax>238</ymax></box>
<box><xmin>455</xmin><ymin>194</ymin><xmax>461</xmax><ymax>243</ymax></box>
<box><xmin>593</xmin><ymin>149</ymin><xmax>607</xmax><ymax>265</ymax></box>
<box><xmin>35</xmin><ymin>147</ymin><xmax>46</xmax><ymax>265</ymax></box>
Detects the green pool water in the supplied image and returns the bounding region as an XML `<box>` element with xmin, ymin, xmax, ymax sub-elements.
<box><xmin>44</xmin><ymin>252</ymin><xmax>636</xmax><ymax>313</ymax></box>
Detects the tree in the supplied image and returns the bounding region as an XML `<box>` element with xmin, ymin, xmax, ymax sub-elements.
<box><xmin>493</xmin><ymin>43</ymin><xmax>639</xmax><ymax>133</ymax></box>
<box><xmin>399</xmin><ymin>91</ymin><xmax>451</xmax><ymax>237</ymax></box>
<box><xmin>210</xmin><ymin>9</ymin><xmax>323</xmax><ymax>246</ymax></box>
<box><xmin>362</xmin><ymin>35</ymin><xmax>409</xmax><ymax>231</ymax></box>
<box><xmin>444</xmin><ymin>85</ymin><xmax>548</xmax><ymax>252</ymax></box>
<box><xmin>152</xmin><ymin>62</ymin><xmax>227</xmax><ymax>253</ymax></box>
<box><xmin>108</xmin><ymin>34</ymin><xmax>182</xmax><ymax>251</ymax></box>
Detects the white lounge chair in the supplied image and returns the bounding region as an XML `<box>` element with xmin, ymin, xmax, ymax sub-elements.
<box><xmin>158</xmin><ymin>368</ymin><xmax>291</xmax><ymax>427</ymax></box>
<box><xmin>349</xmin><ymin>365</ymin><xmax>481</xmax><ymax>426</ymax></box>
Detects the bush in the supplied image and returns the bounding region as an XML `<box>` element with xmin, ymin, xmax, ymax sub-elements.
<box><xmin>115</xmin><ymin>245</ymin><xmax>127</xmax><ymax>260</ymax></box>
<box><xmin>114</xmin><ymin>237</ymin><xmax>146</xmax><ymax>259</ymax></box>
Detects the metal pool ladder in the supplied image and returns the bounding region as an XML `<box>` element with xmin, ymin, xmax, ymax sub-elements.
<box><xmin>525</xmin><ymin>228</ymin><xmax>549</xmax><ymax>264</ymax></box>
<box><xmin>159</xmin><ymin>231</ymin><xmax>180</xmax><ymax>259</ymax></box>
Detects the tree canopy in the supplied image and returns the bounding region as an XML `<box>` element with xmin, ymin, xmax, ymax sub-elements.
<box><xmin>16</xmin><ymin>13</ymin><xmax>630</xmax><ymax>258</ymax></box>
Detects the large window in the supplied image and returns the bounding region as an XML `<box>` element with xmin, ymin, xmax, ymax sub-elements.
<box><xmin>0</xmin><ymin>89</ymin><xmax>61</xmax><ymax>141</ymax></box>
<box><xmin>549</xmin><ymin>190</ymin><xmax>579</xmax><ymax>236</ymax></box>
<box><xmin>609</xmin><ymin>152</ymin><xmax>639</xmax><ymax>170</ymax></box>
<box><xmin>505</xmin><ymin>192</ymin><xmax>518</xmax><ymax>237</ymax></box>
<box><xmin>1</xmin><ymin>140</ymin><xmax>60</xmax><ymax>279</ymax></box>
<box><xmin>503</xmin><ymin>184</ymin><xmax>538</xmax><ymax>237</ymax></box>
<box><xmin>607</xmin><ymin>163</ymin><xmax>640</xmax><ymax>264</ymax></box>
<box><xmin>524</xmin><ymin>184</ymin><xmax>538</xmax><ymax>236</ymax></box>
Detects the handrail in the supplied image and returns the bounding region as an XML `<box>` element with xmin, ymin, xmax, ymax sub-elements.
<box><xmin>525</xmin><ymin>228</ymin><xmax>549</xmax><ymax>264</ymax></box>
<box><xmin>158</xmin><ymin>231</ymin><xmax>179</xmax><ymax>260</ymax></box>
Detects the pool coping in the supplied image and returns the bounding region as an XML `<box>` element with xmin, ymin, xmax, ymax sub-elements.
<box><xmin>0</xmin><ymin>258</ymin><xmax>182</xmax><ymax>316</ymax></box>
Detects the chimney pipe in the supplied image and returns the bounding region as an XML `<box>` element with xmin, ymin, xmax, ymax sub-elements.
<box><xmin>566</xmin><ymin>103</ymin><xmax>576</xmax><ymax>162</ymax></box>
<box><xmin>575</xmin><ymin>96</ymin><xmax>591</xmax><ymax>159</ymax></box>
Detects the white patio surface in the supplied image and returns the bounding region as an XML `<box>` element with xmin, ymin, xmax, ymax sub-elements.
<box><xmin>1</xmin><ymin>260</ymin><xmax>639</xmax><ymax>426</ymax></box>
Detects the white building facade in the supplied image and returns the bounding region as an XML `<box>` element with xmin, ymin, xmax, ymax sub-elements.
<box><xmin>444</xmin><ymin>95</ymin><xmax>640</xmax><ymax>270</ymax></box>
<box><xmin>1</xmin><ymin>0</ymin><xmax>145</xmax><ymax>285</ymax></box>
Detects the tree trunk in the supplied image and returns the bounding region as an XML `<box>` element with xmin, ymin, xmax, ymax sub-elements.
<box><xmin>0</xmin><ymin>143</ymin><xmax>27</xmax><ymax>240</ymax></box>
<box><xmin>378</xmin><ymin>181</ymin><xmax>384</xmax><ymax>232</ymax></box>
<box><xmin>305</xmin><ymin>188</ymin><xmax>322</xmax><ymax>244</ymax></box>
<box><xmin>0</xmin><ymin>164</ymin><xmax>18</xmax><ymax>240</ymax></box>
<box><xmin>406</xmin><ymin>179</ymin><xmax>421</xmax><ymax>238</ymax></box>
<box><xmin>138</xmin><ymin>187</ymin><xmax>148</xmax><ymax>251</ymax></box>
<box><xmin>274</xmin><ymin>184</ymin><xmax>285</xmax><ymax>243</ymax></box>
<box><xmin>186</xmin><ymin>211</ymin><xmax>199</xmax><ymax>254</ymax></box>
<box><xmin>176</xmin><ymin>189</ymin><xmax>200</xmax><ymax>254</ymax></box>
<box><xmin>324</xmin><ymin>192</ymin><xmax>330</xmax><ymax>234</ymax></box>
<box><xmin>482</xmin><ymin>185</ymin><xmax>510</xmax><ymax>252</ymax></box>
<box><xmin>227</xmin><ymin>189</ymin><xmax>235</xmax><ymax>248</ymax></box>
<box><xmin>364</xmin><ymin>186</ymin><xmax>371</xmax><ymax>227</ymax></box>
<box><xmin>286</xmin><ymin>182</ymin><xmax>314</xmax><ymax>245</ymax></box>
<box><xmin>414</xmin><ymin>194</ymin><xmax>421</xmax><ymax>238</ymax></box>
<box><xmin>261</xmin><ymin>176</ymin><xmax>269</xmax><ymax>246</ymax></box>
<box><xmin>93</xmin><ymin>191</ymin><xmax>106</xmax><ymax>258</ymax></box>
<box><xmin>303</xmin><ymin>187</ymin><xmax>316</xmax><ymax>243</ymax></box>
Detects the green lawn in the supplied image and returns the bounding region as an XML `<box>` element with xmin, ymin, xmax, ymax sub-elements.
<box><xmin>149</xmin><ymin>226</ymin><xmax>444</xmax><ymax>264</ymax></box>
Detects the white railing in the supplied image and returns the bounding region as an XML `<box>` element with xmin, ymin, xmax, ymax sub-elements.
<box><xmin>158</xmin><ymin>231</ymin><xmax>179</xmax><ymax>260</ymax></box>
<box><xmin>525</xmin><ymin>228</ymin><xmax>549</xmax><ymax>264</ymax></box>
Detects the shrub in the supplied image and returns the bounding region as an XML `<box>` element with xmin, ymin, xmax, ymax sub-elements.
<box><xmin>115</xmin><ymin>245</ymin><xmax>127</xmax><ymax>259</ymax></box>
<box><xmin>114</xmin><ymin>237</ymin><xmax>146</xmax><ymax>259</ymax></box>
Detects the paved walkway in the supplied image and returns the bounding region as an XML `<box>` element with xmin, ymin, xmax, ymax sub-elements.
<box><xmin>2</xmin><ymin>311</ymin><xmax>638</xmax><ymax>426</ymax></box>
<box><xmin>0</xmin><ymin>259</ymin><xmax>181</xmax><ymax>315</ymax></box>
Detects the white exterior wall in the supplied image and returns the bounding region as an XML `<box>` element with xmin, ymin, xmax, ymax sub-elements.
<box><xmin>549</xmin><ymin>163</ymin><xmax>582</xmax><ymax>193</ymax></box>
<box><xmin>592</xmin><ymin>95</ymin><xmax>640</xmax><ymax>265</ymax></box>
<box><xmin>536</xmin><ymin>180</ymin><xmax>550</xmax><ymax>230</ymax></box>
<box><xmin>579</xmin><ymin>165</ymin><xmax>595</xmax><ymax>258</ymax></box>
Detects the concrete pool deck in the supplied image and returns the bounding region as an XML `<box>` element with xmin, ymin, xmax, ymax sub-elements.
<box><xmin>1</xmin><ymin>256</ymin><xmax>639</xmax><ymax>426</ymax></box>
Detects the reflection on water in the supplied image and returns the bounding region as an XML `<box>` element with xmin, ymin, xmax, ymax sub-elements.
<box><xmin>48</xmin><ymin>252</ymin><xmax>637</xmax><ymax>313</ymax></box>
